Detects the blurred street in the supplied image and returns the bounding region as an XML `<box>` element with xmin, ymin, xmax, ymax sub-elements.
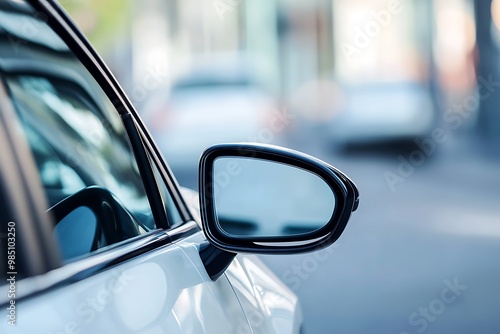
<box><xmin>260</xmin><ymin>130</ymin><xmax>500</xmax><ymax>333</ymax></box>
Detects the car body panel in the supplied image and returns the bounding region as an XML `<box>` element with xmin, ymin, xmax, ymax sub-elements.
<box><xmin>0</xmin><ymin>225</ymin><xmax>302</xmax><ymax>334</ymax></box>
<box><xmin>225</xmin><ymin>255</ymin><xmax>302</xmax><ymax>334</ymax></box>
<box><xmin>180</xmin><ymin>186</ymin><xmax>303</xmax><ymax>333</ymax></box>
<box><xmin>0</xmin><ymin>231</ymin><xmax>251</xmax><ymax>334</ymax></box>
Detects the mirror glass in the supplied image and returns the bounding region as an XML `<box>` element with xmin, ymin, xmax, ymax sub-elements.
<box><xmin>213</xmin><ymin>157</ymin><xmax>336</xmax><ymax>238</ymax></box>
<box><xmin>53</xmin><ymin>206</ymin><xmax>97</xmax><ymax>261</ymax></box>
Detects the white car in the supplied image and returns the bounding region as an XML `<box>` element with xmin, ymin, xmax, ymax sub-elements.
<box><xmin>328</xmin><ymin>81</ymin><xmax>435</xmax><ymax>145</ymax></box>
<box><xmin>144</xmin><ymin>57</ymin><xmax>280</xmax><ymax>187</ymax></box>
<box><xmin>0</xmin><ymin>1</ymin><xmax>358</xmax><ymax>333</ymax></box>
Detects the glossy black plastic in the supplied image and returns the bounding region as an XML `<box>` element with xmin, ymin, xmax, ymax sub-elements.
<box><xmin>199</xmin><ymin>143</ymin><xmax>359</xmax><ymax>254</ymax></box>
<box><xmin>199</xmin><ymin>242</ymin><xmax>236</xmax><ymax>281</ymax></box>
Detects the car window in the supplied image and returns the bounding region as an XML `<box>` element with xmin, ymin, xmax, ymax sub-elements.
<box><xmin>0</xmin><ymin>3</ymin><xmax>181</xmax><ymax>263</ymax></box>
<box><xmin>4</xmin><ymin>74</ymin><xmax>155</xmax><ymax>260</ymax></box>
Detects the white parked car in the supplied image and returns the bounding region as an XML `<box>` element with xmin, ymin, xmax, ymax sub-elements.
<box><xmin>328</xmin><ymin>81</ymin><xmax>435</xmax><ymax>145</ymax></box>
<box><xmin>0</xmin><ymin>1</ymin><xmax>358</xmax><ymax>333</ymax></box>
<box><xmin>144</xmin><ymin>57</ymin><xmax>280</xmax><ymax>183</ymax></box>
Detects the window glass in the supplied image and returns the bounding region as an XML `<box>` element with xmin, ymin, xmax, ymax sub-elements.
<box><xmin>7</xmin><ymin>76</ymin><xmax>150</xmax><ymax>213</ymax></box>
<box><xmin>0</xmin><ymin>2</ymin><xmax>180</xmax><ymax>262</ymax></box>
<box><xmin>5</xmin><ymin>73</ymin><xmax>156</xmax><ymax>260</ymax></box>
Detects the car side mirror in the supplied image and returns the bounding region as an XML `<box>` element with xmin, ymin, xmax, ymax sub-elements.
<box><xmin>199</xmin><ymin>143</ymin><xmax>359</xmax><ymax>255</ymax></box>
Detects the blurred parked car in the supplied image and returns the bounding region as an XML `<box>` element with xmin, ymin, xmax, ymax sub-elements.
<box><xmin>145</xmin><ymin>57</ymin><xmax>281</xmax><ymax>175</ymax></box>
<box><xmin>328</xmin><ymin>81</ymin><xmax>435</xmax><ymax>145</ymax></box>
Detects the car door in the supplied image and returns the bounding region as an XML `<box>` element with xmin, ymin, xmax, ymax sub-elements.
<box><xmin>0</xmin><ymin>1</ymin><xmax>252</xmax><ymax>333</ymax></box>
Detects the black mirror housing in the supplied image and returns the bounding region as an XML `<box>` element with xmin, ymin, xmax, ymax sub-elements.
<box><xmin>199</xmin><ymin>143</ymin><xmax>359</xmax><ymax>254</ymax></box>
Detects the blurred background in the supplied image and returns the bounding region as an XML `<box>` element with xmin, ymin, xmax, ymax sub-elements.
<box><xmin>63</xmin><ymin>1</ymin><xmax>500</xmax><ymax>333</ymax></box>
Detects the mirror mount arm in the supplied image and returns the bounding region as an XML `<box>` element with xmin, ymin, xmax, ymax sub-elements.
<box><xmin>199</xmin><ymin>241</ymin><xmax>236</xmax><ymax>281</ymax></box>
